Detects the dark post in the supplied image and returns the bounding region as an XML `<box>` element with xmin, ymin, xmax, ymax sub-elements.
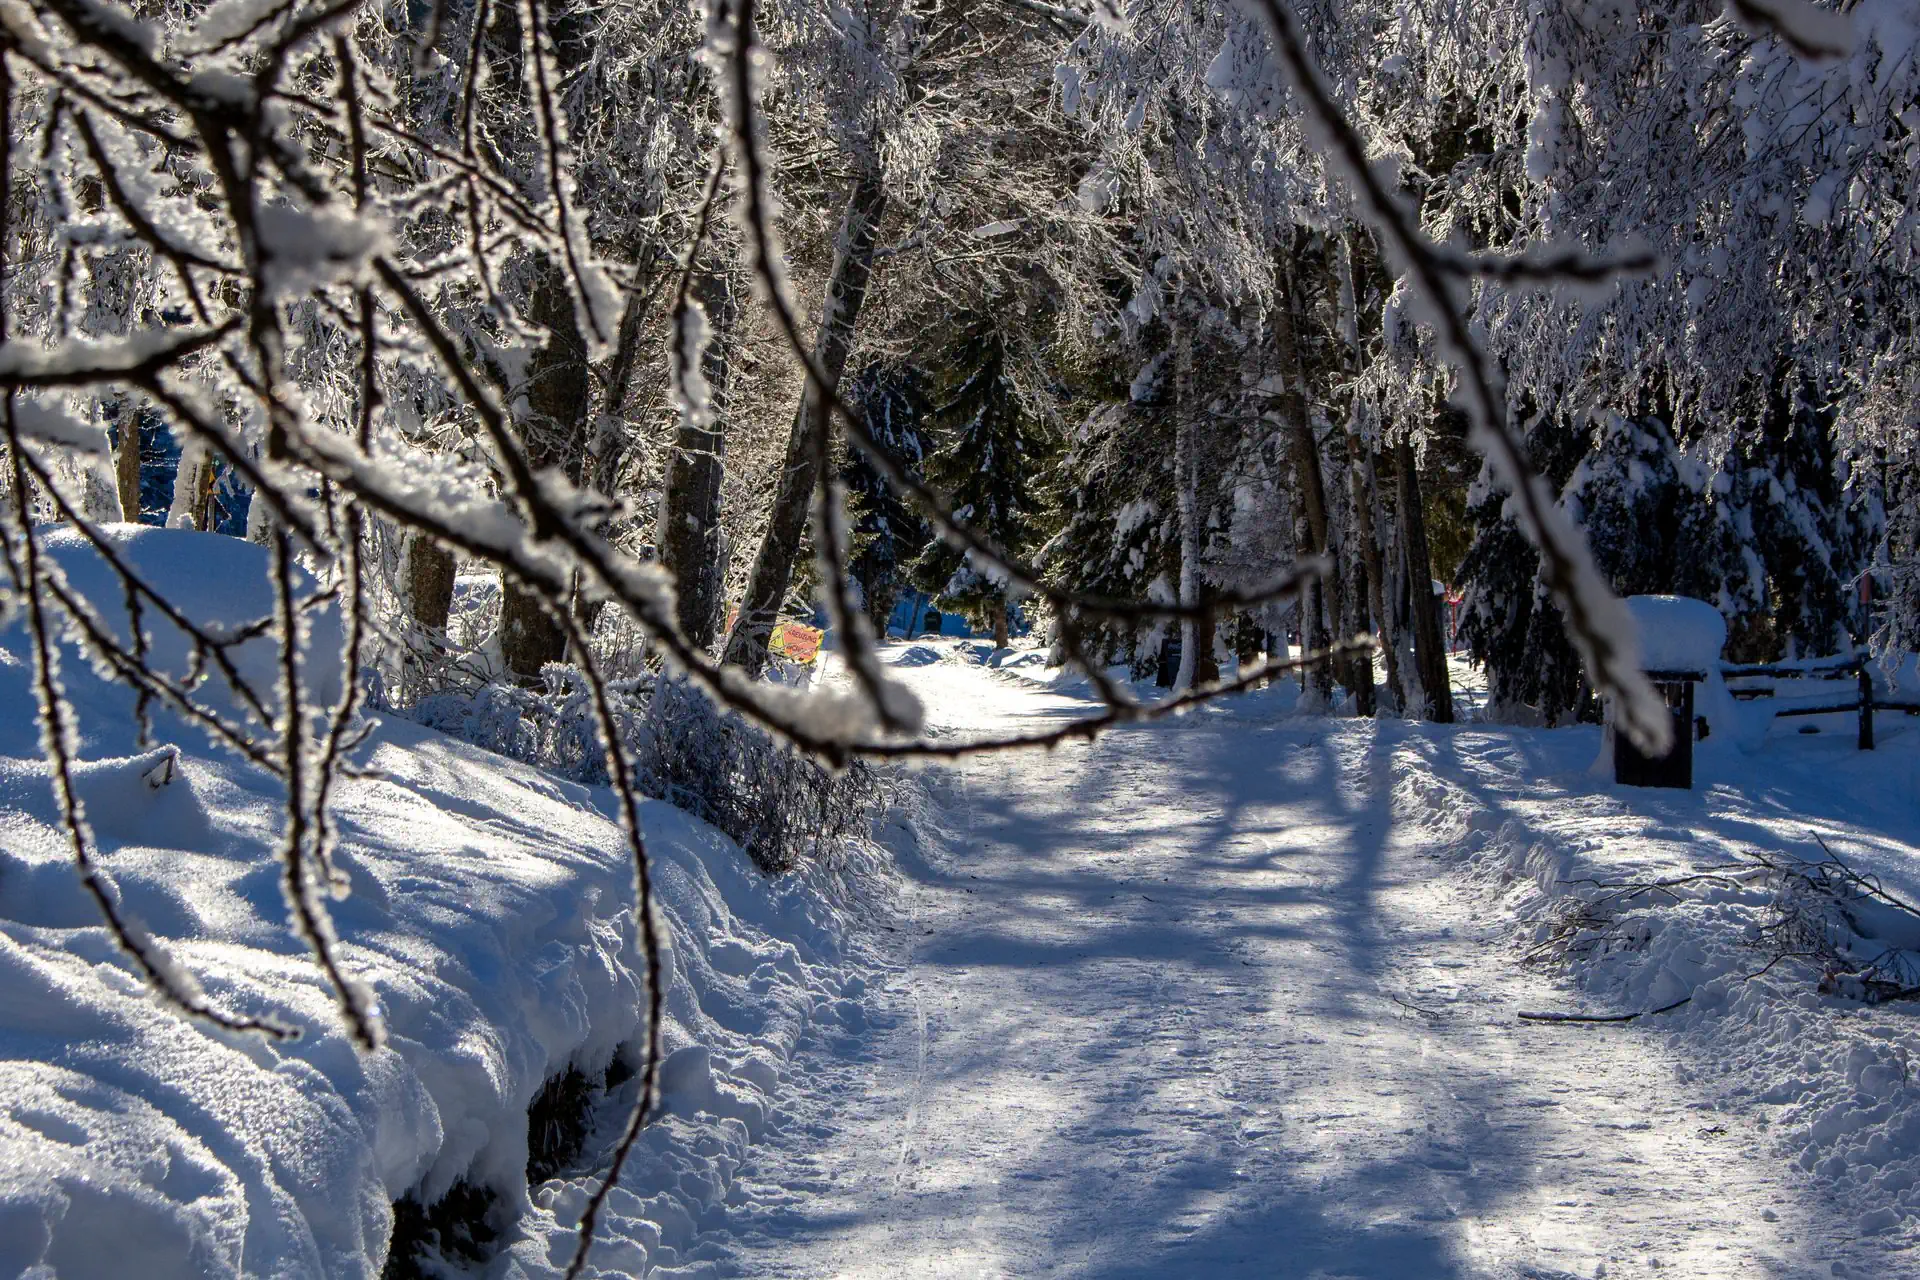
<box><xmin>1615</xmin><ymin>678</ymin><xmax>1696</xmax><ymax>789</ymax></box>
<box><xmin>1860</xmin><ymin>663</ymin><xmax>1875</xmax><ymax>751</ymax></box>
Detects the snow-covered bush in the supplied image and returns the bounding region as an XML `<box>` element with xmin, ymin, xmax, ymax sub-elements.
<box><xmin>407</xmin><ymin>670</ymin><xmax>881</xmax><ymax>877</ymax></box>
<box><xmin>635</xmin><ymin>676</ymin><xmax>884</xmax><ymax>877</ymax></box>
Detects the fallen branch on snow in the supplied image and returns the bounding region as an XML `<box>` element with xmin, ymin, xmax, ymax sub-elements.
<box><xmin>1517</xmin><ymin>996</ymin><xmax>1692</xmax><ymax>1024</ymax></box>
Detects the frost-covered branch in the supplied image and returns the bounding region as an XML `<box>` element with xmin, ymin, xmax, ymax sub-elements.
<box><xmin>1244</xmin><ymin>0</ymin><xmax>1672</xmax><ymax>753</ymax></box>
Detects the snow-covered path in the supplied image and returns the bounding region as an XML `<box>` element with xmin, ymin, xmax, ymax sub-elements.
<box><xmin>715</xmin><ymin>647</ymin><xmax>1866</xmax><ymax>1280</ymax></box>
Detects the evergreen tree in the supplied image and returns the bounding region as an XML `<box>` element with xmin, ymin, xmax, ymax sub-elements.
<box><xmin>1560</xmin><ymin>414</ymin><xmax>1686</xmax><ymax>598</ymax></box>
<box><xmin>1743</xmin><ymin>375</ymin><xmax>1858</xmax><ymax>659</ymax></box>
<box><xmin>842</xmin><ymin>365</ymin><xmax>934</xmax><ymax>630</ymax></box>
<box><xmin>909</xmin><ymin>316</ymin><xmax>1059</xmax><ymax>648</ymax></box>
<box><xmin>1457</xmin><ymin>412</ymin><xmax>1591</xmax><ymax>721</ymax></box>
<box><xmin>1044</xmin><ymin>395</ymin><xmax>1181</xmax><ymax>674</ymax></box>
<box><xmin>1672</xmin><ymin>451</ymin><xmax>1769</xmax><ymax>661</ymax></box>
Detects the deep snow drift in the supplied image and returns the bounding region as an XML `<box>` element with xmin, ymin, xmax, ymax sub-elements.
<box><xmin>0</xmin><ymin>526</ymin><xmax>876</xmax><ymax>1279</ymax></box>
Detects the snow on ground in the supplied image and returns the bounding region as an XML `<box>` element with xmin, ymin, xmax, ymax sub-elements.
<box><xmin>0</xmin><ymin>526</ymin><xmax>872</xmax><ymax>1279</ymax></box>
<box><xmin>711</xmin><ymin>642</ymin><xmax>1912</xmax><ymax>1279</ymax></box>
<box><xmin>1426</xmin><ymin>701</ymin><xmax>1920</xmax><ymax>1255</ymax></box>
<box><xmin>11</xmin><ymin>541</ymin><xmax>1920</xmax><ymax>1279</ymax></box>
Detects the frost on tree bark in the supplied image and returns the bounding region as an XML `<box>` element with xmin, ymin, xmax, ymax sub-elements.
<box><xmin>168</xmin><ymin>435</ymin><xmax>214</xmax><ymax>531</ymax></box>
<box><xmin>1395</xmin><ymin>438</ymin><xmax>1453</xmax><ymax>723</ymax></box>
<box><xmin>722</xmin><ymin>170</ymin><xmax>887</xmax><ymax>677</ymax></box>
<box><xmin>500</xmin><ymin>258</ymin><xmax>592</xmax><ymax>682</ymax></box>
<box><xmin>657</xmin><ymin>264</ymin><xmax>736</xmax><ymax>652</ymax></box>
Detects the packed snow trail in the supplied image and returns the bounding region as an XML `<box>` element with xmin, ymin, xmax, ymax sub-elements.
<box><xmin>714</xmin><ymin>644</ymin><xmax>1874</xmax><ymax>1280</ymax></box>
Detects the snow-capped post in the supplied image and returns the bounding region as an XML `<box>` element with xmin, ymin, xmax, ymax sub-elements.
<box><xmin>1613</xmin><ymin>596</ymin><xmax>1725</xmax><ymax>789</ymax></box>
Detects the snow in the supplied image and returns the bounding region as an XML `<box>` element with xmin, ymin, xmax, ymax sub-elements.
<box><xmin>710</xmin><ymin>645</ymin><xmax>1914</xmax><ymax>1278</ymax></box>
<box><xmin>10</xmin><ymin>544</ymin><xmax>1920</xmax><ymax>1279</ymax></box>
<box><xmin>0</xmin><ymin>528</ymin><xmax>874</xmax><ymax>1278</ymax></box>
<box><xmin>33</xmin><ymin>523</ymin><xmax>345</xmax><ymax>721</ymax></box>
<box><xmin>1625</xmin><ymin>592</ymin><xmax>1728</xmax><ymax>673</ymax></box>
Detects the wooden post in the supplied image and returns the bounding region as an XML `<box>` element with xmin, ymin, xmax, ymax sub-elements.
<box><xmin>1860</xmin><ymin>663</ymin><xmax>1875</xmax><ymax>751</ymax></box>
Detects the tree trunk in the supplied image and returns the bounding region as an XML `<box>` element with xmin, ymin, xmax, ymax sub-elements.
<box><xmin>166</xmin><ymin>440</ymin><xmax>215</xmax><ymax>531</ymax></box>
<box><xmin>1395</xmin><ymin>438</ymin><xmax>1454</xmax><ymax>722</ymax></box>
<box><xmin>405</xmin><ymin>532</ymin><xmax>456</xmax><ymax>634</ymax></box>
<box><xmin>991</xmin><ymin>597</ymin><xmax>1010</xmax><ymax>649</ymax></box>
<box><xmin>500</xmin><ymin>257</ymin><xmax>592</xmax><ymax>682</ymax></box>
<box><xmin>113</xmin><ymin>401</ymin><xmax>141</xmax><ymax>522</ymax></box>
<box><xmin>1271</xmin><ymin>267</ymin><xmax>1335</xmax><ymax>705</ymax></box>
<box><xmin>723</xmin><ymin>171</ymin><xmax>888</xmax><ymax>677</ymax></box>
<box><xmin>1333</xmin><ymin>238</ymin><xmax>1379</xmax><ymax>715</ymax></box>
<box><xmin>1354</xmin><ymin>440</ymin><xmax>1400</xmax><ymax>713</ymax></box>
<box><xmin>1173</xmin><ymin>325</ymin><xmax>1200</xmax><ymax>692</ymax></box>
<box><xmin>658</xmin><ymin>263</ymin><xmax>736</xmax><ymax>652</ymax></box>
<box><xmin>1192</xmin><ymin>587</ymin><xmax>1220</xmax><ymax>685</ymax></box>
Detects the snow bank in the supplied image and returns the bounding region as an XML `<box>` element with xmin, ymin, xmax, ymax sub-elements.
<box><xmin>1399</xmin><ymin>717</ymin><xmax>1920</xmax><ymax>1249</ymax></box>
<box><xmin>0</xmin><ymin>528</ymin><xmax>876</xmax><ymax>1278</ymax></box>
<box><xmin>36</xmin><ymin>523</ymin><xmax>345</xmax><ymax>720</ymax></box>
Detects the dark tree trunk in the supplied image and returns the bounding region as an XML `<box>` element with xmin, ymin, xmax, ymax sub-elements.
<box><xmin>500</xmin><ymin>259</ymin><xmax>591</xmax><ymax>682</ymax></box>
<box><xmin>1354</xmin><ymin>441</ymin><xmax>1400</xmax><ymax>713</ymax></box>
<box><xmin>723</xmin><ymin>171</ymin><xmax>887</xmax><ymax>677</ymax></box>
<box><xmin>406</xmin><ymin>534</ymin><xmax>456</xmax><ymax>633</ymax></box>
<box><xmin>991</xmin><ymin>598</ymin><xmax>1010</xmax><ymax>650</ymax></box>
<box><xmin>1192</xmin><ymin>589</ymin><xmax>1220</xmax><ymax>685</ymax></box>
<box><xmin>658</xmin><ymin>263</ymin><xmax>736</xmax><ymax>652</ymax></box>
<box><xmin>1271</xmin><ymin>272</ymin><xmax>1336</xmax><ymax>704</ymax></box>
<box><xmin>1395</xmin><ymin>438</ymin><xmax>1454</xmax><ymax>723</ymax></box>
<box><xmin>113</xmin><ymin>402</ymin><xmax>141</xmax><ymax>523</ymax></box>
<box><xmin>1344</xmin><ymin>433</ymin><xmax>1384</xmax><ymax>716</ymax></box>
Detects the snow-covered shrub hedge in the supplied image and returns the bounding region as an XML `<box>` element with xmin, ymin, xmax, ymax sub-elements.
<box><xmin>404</xmin><ymin>669</ymin><xmax>881</xmax><ymax>877</ymax></box>
<box><xmin>637</xmin><ymin>675</ymin><xmax>884</xmax><ymax>876</ymax></box>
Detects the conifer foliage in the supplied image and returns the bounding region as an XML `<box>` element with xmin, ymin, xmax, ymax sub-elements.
<box><xmin>909</xmin><ymin>316</ymin><xmax>1057</xmax><ymax>648</ymax></box>
<box><xmin>842</xmin><ymin>365</ymin><xmax>934</xmax><ymax>629</ymax></box>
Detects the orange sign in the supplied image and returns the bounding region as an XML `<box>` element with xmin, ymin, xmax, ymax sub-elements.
<box><xmin>772</xmin><ymin>621</ymin><xmax>822</xmax><ymax>665</ymax></box>
<box><xmin>726</xmin><ymin>608</ymin><xmax>823</xmax><ymax>665</ymax></box>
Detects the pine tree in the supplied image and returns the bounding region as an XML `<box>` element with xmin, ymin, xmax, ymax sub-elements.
<box><xmin>908</xmin><ymin>317</ymin><xmax>1058</xmax><ymax>649</ymax></box>
<box><xmin>1672</xmin><ymin>451</ymin><xmax>1769</xmax><ymax>661</ymax></box>
<box><xmin>1457</xmin><ymin>412</ymin><xmax>1591</xmax><ymax>721</ymax></box>
<box><xmin>842</xmin><ymin>364</ymin><xmax>934</xmax><ymax>630</ymax></box>
<box><xmin>1743</xmin><ymin>375</ymin><xmax>1858</xmax><ymax>659</ymax></box>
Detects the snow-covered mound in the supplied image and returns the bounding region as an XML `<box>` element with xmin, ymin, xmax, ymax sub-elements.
<box><xmin>34</xmin><ymin>522</ymin><xmax>345</xmax><ymax>720</ymax></box>
<box><xmin>1624</xmin><ymin>593</ymin><xmax>1727</xmax><ymax>673</ymax></box>
<box><xmin>0</xmin><ymin>527</ymin><xmax>874</xmax><ymax>1278</ymax></box>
